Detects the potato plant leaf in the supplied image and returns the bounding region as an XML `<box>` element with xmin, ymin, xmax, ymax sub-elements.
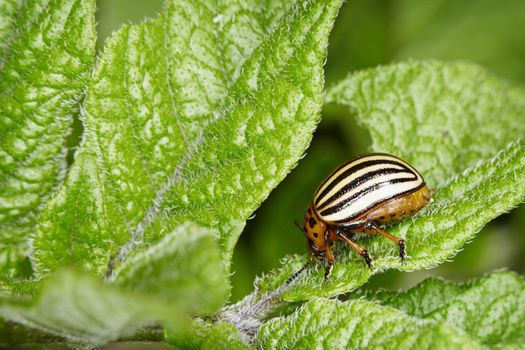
<box><xmin>257</xmin><ymin>271</ymin><xmax>525</xmax><ymax>349</ymax></box>
<box><xmin>357</xmin><ymin>270</ymin><xmax>525</xmax><ymax>348</ymax></box>
<box><xmin>114</xmin><ymin>223</ymin><xmax>230</xmax><ymax>314</ymax></box>
<box><xmin>0</xmin><ymin>223</ymin><xmax>229</xmax><ymax>346</ymax></box>
<box><xmin>0</xmin><ymin>0</ymin><xmax>20</xmax><ymax>60</ymax></box>
<box><xmin>326</xmin><ymin>61</ymin><xmax>525</xmax><ymax>188</ymax></box>
<box><xmin>31</xmin><ymin>0</ymin><xmax>344</xmax><ymax>283</ymax></box>
<box><xmin>166</xmin><ymin>320</ymin><xmax>248</xmax><ymax>350</ymax></box>
<box><xmin>259</xmin><ymin>138</ymin><xmax>525</xmax><ymax>301</ymax></box>
<box><xmin>0</xmin><ymin>0</ymin><xmax>95</xmax><ymax>277</ymax></box>
<box><xmin>0</xmin><ymin>269</ymin><xmax>190</xmax><ymax>347</ymax></box>
<box><xmin>257</xmin><ymin>298</ymin><xmax>483</xmax><ymax>350</ymax></box>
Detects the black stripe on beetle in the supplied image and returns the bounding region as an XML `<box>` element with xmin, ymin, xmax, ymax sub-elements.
<box><xmin>314</xmin><ymin>159</ymin><xmax>412</xmax><ymax>206</ymax></box>
<box><xmin>319</xmin><ymin>177</ymin><xmax>421</xmax><ymax>219</ymax></box>
<box><xmin>316</xmin><ymin>167</ymin><xmax>417</xmax><ymax>212</ymax></box>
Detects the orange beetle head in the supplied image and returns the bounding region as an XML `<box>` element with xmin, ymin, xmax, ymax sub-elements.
<box><xmin>303</xmin><ymin>202</ymin><xmax>328</xmax><ymax>259</ymax></box>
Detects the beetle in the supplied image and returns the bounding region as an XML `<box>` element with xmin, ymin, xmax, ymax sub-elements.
<box><xmin>302</xmin><ymin>153</ymin><xmax>430</xmax><ymax>279</ymax></box>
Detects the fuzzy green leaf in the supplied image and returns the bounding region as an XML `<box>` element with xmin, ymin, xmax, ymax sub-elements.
<box><xmin>255</xmin><ymin>62</ymin><xmax>525</xmax><ymax>301</ymax></box>
<box><xmin>0</xmin><ymin>269</ymin><xmax>190</xmax><ymax>346</ymax></box>
<box><xmin>359</xmin><ymin>271</ymin><xmax>525</xmax><ymax>348</ymax></box>
<box><xmin>167</xmin><ymin>320</ymin><xmax>248</xmax><ymax>350</ymax></box>
<box><xmin>365</xmin><ymin>277</ymin><xmax>461</xmax><ymax>318</ymax></box>
<box><xmin>115</xmin><ymin>223</ymin><xmax>230</xmax><ymax>315</ymax></box>
<box><xmin>0</xmin><ymin>0</ymin><xmax>96</xmax><ymax>277</ymax></box>
<box><xmin>0</xmin><ymin>0</ymin><xmax>20</xmax><ymax>60</ymax></box>
<box><xmin>199</xmin><ymin>322</ymin><xmax>249</xmax><ymax>350</ymax></box>
<box><xmin>257</xmin><ymin>299</ymin><xmax>482</xmax><ymax>349</ymax></box>
<box><xmin>32</xmin><ymin>0</ymin><xmax>343</xmax><ymax>280</ymax></box>
<box><xmin>0</xmin><ymin>223</ymin><xmax>228</xmax><ymax>346</ymax></box>
<box><xmin>326</xmin><ymin>61</ymin><xmax>525</xmax><ymax>188</ymax></box>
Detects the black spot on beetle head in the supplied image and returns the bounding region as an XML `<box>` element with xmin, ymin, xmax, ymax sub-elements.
<box><xmin>308</xmin><ymin>217</ymin><xmax>316</xmax><ymax>228</ymax></box>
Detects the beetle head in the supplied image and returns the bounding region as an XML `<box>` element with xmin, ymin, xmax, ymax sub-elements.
<box><xmin>303</xmin><ymin>202</ymin><xmax>328</xmax><ymax>259</ymax></box>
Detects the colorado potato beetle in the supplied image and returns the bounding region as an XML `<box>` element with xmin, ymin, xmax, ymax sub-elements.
<box><xmin>302</xmin><ymin>153</ymin><xmax>430</xmax><ymax>279</ymax></box>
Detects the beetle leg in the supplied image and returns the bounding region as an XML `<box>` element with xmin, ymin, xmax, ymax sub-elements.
<box><xmin>324</xmin><ymin>244</ymin><xmax>335</xmax><ymax>281</ymax></box>
<box><xmin>324</xmin><ymin>260</ymin><xmax>334</xmax><ymax>281</ymax></box>
<box><xmin>364</xmin><ymin>221</ymin><xmax>406</xmax><ymax>262</ymax></box>
<box><xmin>334</xmin><ymin>229</ymin><xmax>373</xmax><ymax>269</ymax></box>
<box><xmin>322</xmin><ymin>229</ymin><xmax>336</xmax><ymax>280</ymax></box>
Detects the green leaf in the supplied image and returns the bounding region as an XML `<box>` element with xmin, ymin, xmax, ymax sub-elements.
<box><xmin>363</xmin><ymin>277</ymin><xmax>461</xmax><ymax>318</ymax></box>
<box><xmin>0</xmin><ymin>224</ymin><xmax>228</xmax><ymax>346</ymax></box>
<box><xmin>326</xmin><ymin>61</ymin><xmax>525</xmax><ymax>188</ymax></box>
<box><xmin>115</xmin><ymin>222</ymin><xmax>230</xmax><ymax>315</ymax></box>
<box><xmin>32</xmin><ymin>0</ymin><xmax>343</xmax><ymax>280</ymax></box>
<box><xmin>0</xmin><ymin>0</ymin><xmax>96</xmax><ymax>277</ymax></box>
<box><xmin>199</xmin><ymin>322</ymin><xmax>248</xmax><ymax>350</ymax></box>
<box><xmin>257</xmin><ymin>272</ymin><xmax>525</xmax><ymax>349</ymax></box>
<box><xmin>359</xmin><ymin>270</ymin><xmax>525</xmax><ymax>348</ymax></box>
<box><xmin>0</xmin><ymin>319</ymin><xmax>67</xmax><ymax>346</ymax></box>
<box><xmin>254</xmin><ymin>62</ymin><xmax>525</xmax><ymax>301</ymax></box>
<box><xmin>0</xmin><ymin>269</ymin><xmax>190</xmax><ymax>346</ymax></box>
<box><xmin>0</xmin><ymin>0</ymin><xmax>20</xmax><ymax>61</ymax></box>
<box><xmin>167</xmin><ymin>320</ymin><xmax>248</xmax><ymax>350</ymax></box>
<box><xmin>257</xmin><ymin>299</ymin><xmax>482</xmax><ymax>349</ymax></box>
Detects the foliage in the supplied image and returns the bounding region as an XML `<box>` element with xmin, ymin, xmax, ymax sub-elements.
<box><xmin>0</xmin><ymin>269</ymin><xmax>189</xmax><ymax>346</ymax></box>
<box><xmin>258</xmin><ymin>271</ymin><xmax>524</xmax><ymax>349</ymax></box>
<box><xmin>0</xmin><ymin>0</ymin><xmax>524</xmax><ymax>349</ymax></box>
<box><xmin>0</xmin><ymin>0</ymin><xmax>96</xmax><ymax>278</ymax></box>
<box><xmin>32</xmin><ymin>0</ymin><xmax>340</xmax><ymax>279</ymax></box>
<box><xmin>354</xmin><ymin>270</ymin><xmax>525</xmax><ymax>348</ymax></box>
<box><xmin>0</xmin><ymin>0</ymin><xmax>343</xmax><ymax>347</ymax></box>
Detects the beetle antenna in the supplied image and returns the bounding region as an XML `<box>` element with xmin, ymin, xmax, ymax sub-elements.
<box><xmin>293</xmin><ymin>219</ymin><xmax>303</xmax><ymax>232</ymax></box>
<box><xmin>284</xmin><ymin>266</ymin><xmax>304</xmax><ymax>286</ymax></box>
<box><xmin>284</xmin><ymin>259</ymin><xmax>311</xmax><ymax>286</ymax></box>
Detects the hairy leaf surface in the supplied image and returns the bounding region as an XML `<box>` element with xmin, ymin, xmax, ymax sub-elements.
<box><xmin>0</xmin><ymin>0</ymin><xmax>20</xmax><ymax>61</ymax></box>
<box><xmin>257</xmin><ymin>299</ymin><xmax>482</xmax><ymax>349</ymax></box>
<box><xmin>1</xmin><ymin>224</ymin><xmax>229</xmax><ymax>345</ymax></box>
<box><xmin>0</xmin><ymin>0</ymin><xmax>95</xmax><ymax>277</ymax></box>
<box><xmin>0</xmin><ymin>269</ymin><xmax>189</xmax><ymax>346</ymax></box>
<box><xmin>326</xmin><ymin>61</ymin><xmax>525</xmax><ymax>188</ymax></box>
<box><xmin>359</xmin><ymin>271</ymin><xmax>525</xmax><ymax>348</ymax></box>
<box><xmin>261</xmin><ymin>139</ymin><xmax>525</xmax><ymax>300</ymax></box>
<box><xmin>32</xmin><ymin>0</ymin><xmax>343</xmax><ymax>281</ymax></box>
<box><xmin>167</xmin><ymin>320</ymin><xmax>248</xmax><ymax>350</ymax></box>
<box><xmin>115</xmin><ymin>223</ymin><xmax>230</xmax><ymax>313</ymax></box>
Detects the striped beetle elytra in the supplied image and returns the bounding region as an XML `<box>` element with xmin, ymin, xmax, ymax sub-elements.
<box><xmin>303</xmin><ymin>153</ymin><xmax>430</xmax><ymax>279</ymax></box>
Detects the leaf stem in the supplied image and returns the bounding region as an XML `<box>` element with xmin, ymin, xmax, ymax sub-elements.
<box><xmin>219</xmin><ymin>266</ymin><xmax>307</xmax><ymax>342</ymax></box>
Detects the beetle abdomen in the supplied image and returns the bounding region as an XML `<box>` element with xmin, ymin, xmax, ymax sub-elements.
<box><xmin>314</xmin><ymin>154</ymin><xmax>425</xmax><ymax>223</ymax></box>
